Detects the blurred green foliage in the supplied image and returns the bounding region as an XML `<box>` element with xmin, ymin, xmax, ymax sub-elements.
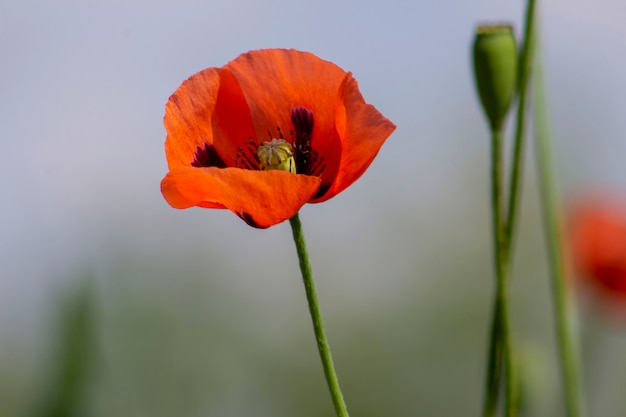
<box><xmin>34</xmin><ymin>282</ymin><xmax>95</xmax><ymax>417</ymax></box>
<box><xmin>2</xmin><ymin>195</ymin><xmax>626</xmax><ymax>417</ymax></box>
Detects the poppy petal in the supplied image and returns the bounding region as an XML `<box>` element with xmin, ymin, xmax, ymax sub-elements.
<box><xmin>211</xmin><ymin>68</ymin><xmax>257</xmax><ymax>167</ymax></box>
<box><xmin>164</xmin><ymin>67</ymin><xmax>221</xmax><ymax>170</ymax></box>
<box><xmin>164</xmin><ymin>67</ymin><xmax>256</xmax><ymax>169</ymax></box>
<box><xmin>226</xmin><ymin>49</ymin><xmax>345</xmax><ymax>183</ymax></box>
<box><xmin>312</xmin><ymin>73</ymin><xmax>396</xmax><ymax>202</ymax></box>
<box><xmin>161</xmin><ymin>167</ymin><xmax>322</xmax><ymax>228</ymax></box>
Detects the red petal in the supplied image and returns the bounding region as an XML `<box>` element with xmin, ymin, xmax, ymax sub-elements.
<box><xmin>211</xmin><ymin>68</ymin><xmax>257</xmax><ymax>167</ymax></box>
<box><xmin>312</xmin><ymin>73</ymin><xmax>396</xmax><ymax>202</ymax></box>
<box><xmin>161</xmin><ymin>167</ymin><xmax>321</xmax><ymax>228</ymax></box>
<box><xmin>164</xmin><ymin>67</ymin><xmax>255</xmax><ymax>169</ymax></box>
<box><xmin>226</xmin><ymin>49</ymin><xmax>346</xmax><ymax>186</ymax></box>
<box><xmin>164</xmin><ymin>68</ymin><xmax>220</xmax><ymax>169</ymax></box>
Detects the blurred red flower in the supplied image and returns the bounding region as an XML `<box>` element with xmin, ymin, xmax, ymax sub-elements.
<box><xmin>160</xmin><ymin>49</ymin><xmax>395</xmax><ymax>228</ymax></box>
<box><xmin>568</xmin><ymin>196</ymin><xmax>626</xmax><ymax>303</ymax></box>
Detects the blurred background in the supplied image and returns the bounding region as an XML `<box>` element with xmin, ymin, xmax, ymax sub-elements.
<box><xmin>2</xmin><ymin>0</ymin><xmax>626</xmax><ymax>416</ymax></box>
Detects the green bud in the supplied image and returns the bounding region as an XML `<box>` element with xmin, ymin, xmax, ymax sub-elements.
<box><xmin>472</xmin><ymin>24</ymin><xmax>518</xmax><ymax>130</ymax></box>
<box><xmin>257</xmin><ymin>138</ymin><xmax>296</xmax><ymax>173</ymax></box>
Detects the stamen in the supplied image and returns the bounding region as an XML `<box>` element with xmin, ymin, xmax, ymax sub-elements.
<box><xmin>236</xmin><ymin>137</ymin><xmax>259</xmax><ymax>170</ymax></box>
<box><xmin>198</xmin><ymin>107</ymin><xmax>326</xmax><ymax>177</ymax></box>
<box><xmin>308</xmin><ymin>151</ymin><xmax>326</xmax><ymax>177</ymax></box>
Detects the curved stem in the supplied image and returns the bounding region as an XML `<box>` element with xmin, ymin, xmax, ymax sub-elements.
<box><xmin>289</xmin><ymin>213</ymin><xmax>349</xmax><ymax>417</ymax></box>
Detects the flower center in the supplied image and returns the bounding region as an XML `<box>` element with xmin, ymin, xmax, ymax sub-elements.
<box><xmin>256</xmin><ymin>138</ymin><xmax>296</xmax><ymax>173</ymax></box>
<box><xmin>192</xmin><ymin>106</ymin><xmax>325</xmax><ymax>177</ymax></box>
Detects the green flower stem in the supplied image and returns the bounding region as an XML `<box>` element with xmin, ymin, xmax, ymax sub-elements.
<box><xmin>504</xmin><ymin>0</ymin><xmax>536</xmax><ymax>251</ymax></box>
<box><xmin>486</xmin><ymin>128</ymin><xmax>516</xmax><ymax>417</ymax></box>
<box><xmin>483</xmin><ymin>284</ymin><xmax>504</xmax><ymax>417</ymax></box>
<box><xmin>289</xmin><ymin>212</ymin><xmax>349</xmax><ymax>417</ymax></box>
<box><xmin>482</xmin><ymin>129</ymin><xmax>516</xmax><ymax>417</ymax></box>
<box><xmin>532</xmin><ymin>42</ymin><xmax>585</xmax><ymax>417</ymax></box>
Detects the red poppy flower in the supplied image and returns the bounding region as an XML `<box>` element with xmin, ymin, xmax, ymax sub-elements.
<box><xmin>568</xmin><ymin>196</ymin><xmax>626</xmax><ymax>302</ymax></box>
<box><xmin>160</xmin><ymin>49</ymin><xmax>396</xmax><ymax>228</ymax></box>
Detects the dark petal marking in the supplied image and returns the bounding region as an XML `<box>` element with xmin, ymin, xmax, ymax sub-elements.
<box><xmin>291</xmin><ymin>106</ymin><xmax>314</xmax><ymax>137</ymax></box>
<box><xmin>191</xmin><ymin>143</ymin><xmax>227</xmax><ymax>168</ymax></box>
<box><xmin>314</xmin><ymin>183</ymin><xmax>330</xmax><ymax>200</ymax></box>
<box><xmin>237</xmin><ymin>211</ymin><xmax>267</xmax><ymax>229</ymax></box>
<box><xmin>290</xmin><ymin>106</ymin><xmax>320</xmax><ymax>176</ymax></box>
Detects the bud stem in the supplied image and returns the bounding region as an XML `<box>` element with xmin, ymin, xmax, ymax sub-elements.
<box><xmin>482</xmin><ymin>1</ymin><xmax>537</xmax><ymax>416</ymax></box>
<box><xmin>483</xmin><ymin>127</ymin><xmax>517</xmax><ymax>417</ymax></box>
<box><xmin>289</xmin><ymin>213</ymin><xmax>349</xmax><ymax>417</ymax></box>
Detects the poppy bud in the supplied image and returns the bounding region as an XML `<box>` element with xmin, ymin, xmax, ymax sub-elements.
<box><xmin>472</xmin><ymin>24</ymin><xmax>518</xmax><ymax>130</ymax></box>
<box><xmin>257</xmin><ymin>138</ymin><xmax>297</xmax><ymax>173</ymax></box>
